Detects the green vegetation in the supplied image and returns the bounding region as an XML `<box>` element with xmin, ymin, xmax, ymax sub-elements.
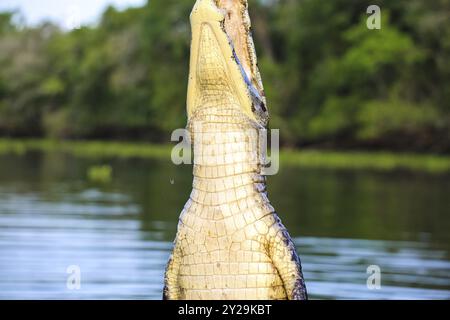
<box><xmin>280</xmin><ymin>150</ymin><xmax>450</xmax><ymax>174</ymax></box>
<box><xmin>87</xmin><ymin>165</ymin><xmax>113</xmax><ymax>183</ymax></box>
<box><xmin>0</xmin><ymin>0</ymin><xmax>449</xmax><ymax>152</ymax></box>
<box><xmin>0</xmin><ymin>138</ymin><xmax>172</xmax><ymax>159</ymax></box>
<box><xmin>0</xmin><ymin>139</ymin><xmax>448</xmax><ymax>173</ymax></box>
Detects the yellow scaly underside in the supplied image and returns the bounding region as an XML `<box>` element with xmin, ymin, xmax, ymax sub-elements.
<box><xmin>163</xmin><ymin>0</ymin><xmax>307</xmax><ymax>300</ymax></box>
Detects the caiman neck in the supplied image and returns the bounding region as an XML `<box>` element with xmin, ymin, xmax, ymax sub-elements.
<box><xmin>187</xmin><ymin>108</ymin><xmax>267</xmax><ymax>210</ymax></box>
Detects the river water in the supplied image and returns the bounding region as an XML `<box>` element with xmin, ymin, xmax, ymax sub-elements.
<box><xmin>0</xmin><ymin>152</ymin><xmax>448</xmax><ymax>299</ymax></box>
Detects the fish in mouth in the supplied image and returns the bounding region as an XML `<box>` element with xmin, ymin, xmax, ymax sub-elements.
<box><xmin>163</xmin><ymin>0</ymin><xmax>307</xmax><ymax>300</ymax></box>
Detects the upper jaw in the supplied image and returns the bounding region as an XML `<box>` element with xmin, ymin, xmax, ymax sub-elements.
<box><xmin>214</xmin><ymin>1</ymin><xmax>253</xmax><ymax>81</ymax></box>
<box><xmin>215</xmin><ymin>0</ymin><xmax>267</xmax><ymax>117</ymax></box>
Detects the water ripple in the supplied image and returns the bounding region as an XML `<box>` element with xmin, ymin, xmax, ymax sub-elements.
<box><xmin>0</xmin><ymin>189</ymin><xmax>449</xmax><ymax>299</ymax></box>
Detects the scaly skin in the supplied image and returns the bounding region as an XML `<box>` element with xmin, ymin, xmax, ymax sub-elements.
<box><xmin>163</xmin><ymin>0</ymin><xmax>307</xmax><ymax>300</ymax></box>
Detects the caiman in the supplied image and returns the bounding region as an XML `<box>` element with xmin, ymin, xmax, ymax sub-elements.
<box><xmin>163</xmin><ymin>0</ymin><xmax>307</xmax><ymax>300</ymax></box>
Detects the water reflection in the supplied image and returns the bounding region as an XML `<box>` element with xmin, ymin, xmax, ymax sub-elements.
<box><xmin>0</xmin><ymin>152</ymin><xmax>449</xmax><ymax>299</ymax></box>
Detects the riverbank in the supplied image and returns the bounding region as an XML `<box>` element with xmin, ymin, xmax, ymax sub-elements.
<box><xmin>0</xmin><ymin>138</ymin><xmax>449</xmax><ymax>173</ymax></box>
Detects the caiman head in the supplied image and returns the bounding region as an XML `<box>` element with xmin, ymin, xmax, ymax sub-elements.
<box><xmin>186</xmin><ymin>0</ymin><xmax>269</xmax><ymax>127</ymax></box>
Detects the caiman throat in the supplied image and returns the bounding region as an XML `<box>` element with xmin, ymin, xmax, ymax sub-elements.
<box><xmin>163</xmin><ymin>0</ymin><xmax>307</xmax><ymax>300</ymax></box>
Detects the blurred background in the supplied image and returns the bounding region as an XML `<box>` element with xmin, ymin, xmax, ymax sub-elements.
<box><xmin>0</xmin><ymin>0</ymin><xmax>449</xmax><ymax>299</ymax></box>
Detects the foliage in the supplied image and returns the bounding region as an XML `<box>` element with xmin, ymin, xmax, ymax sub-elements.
<box><xmin>0</xmin><ymin>0</ymin><xmax>448</xmax><ymax>152</ymax></box>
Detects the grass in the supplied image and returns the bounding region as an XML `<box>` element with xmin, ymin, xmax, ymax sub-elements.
<box><xmin>0</xmin><ymin>138</ymin><xmax>449</xmax><ymax>174</ymax></box>
<box><xmin>0</xmin><ymin>138</ymin><xmax>171</xmax><ymax>159</ymax></box>
<box><xmin>280</xmin><ymin>150</ymin><xmax>450</xmax><ymax>174</ymax></box>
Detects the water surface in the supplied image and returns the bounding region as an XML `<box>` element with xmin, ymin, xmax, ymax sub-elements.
<box><xmin>0</xmin><ymin>152</ymin><xmax>449</xmax><ymax>299</ymax></box>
